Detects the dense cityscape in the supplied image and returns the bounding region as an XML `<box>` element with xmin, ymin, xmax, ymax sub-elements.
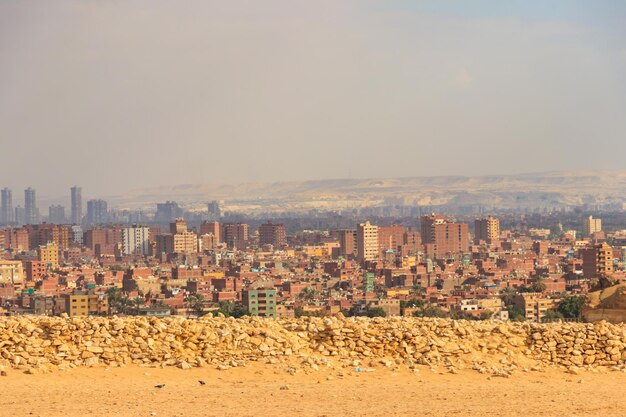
<box><xmin>2</xmin><ymin>1</ymin><xmax>626</xmax><ymax>414</ymax></box>
<box><xmin>0</xmin><ymin>185</ymin><xmax>624</xmax><ymax>322</ymax></box>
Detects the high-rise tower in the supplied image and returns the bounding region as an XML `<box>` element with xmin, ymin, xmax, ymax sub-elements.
<box><xmin>24</xmin><ymin>187</ymin><xmax>38</xmax><ymax>225</ymax></box>
<box><xmin>71</xmin><ymin>186</ymin><xmax>82</xmax><ymax>224</ymax></box>
<box><xmin>86</xmin><ymin>199</ymin><xmax>108</xmax><ymax>225</ymax></box>
<box><xmin>1</xmin><ymin>188</ymin><xmax>13</xmax><ymax>224</ymax></box>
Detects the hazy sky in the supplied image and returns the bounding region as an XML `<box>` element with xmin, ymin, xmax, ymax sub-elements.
<box><xmin>1</xmin><ymin>0</ymin><xmax>625</xmax><ymax>198</ymax></box>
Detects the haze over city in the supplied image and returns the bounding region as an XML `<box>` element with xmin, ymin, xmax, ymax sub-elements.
<box><xmin>2</xmin><ymin>0</ymin><xmax>626</xmax><ymax>197</ymax></box>
<box><xmin>1</xmin><ymin>2</ymin><xmax>626</xmax><ymax>417</ymax></box>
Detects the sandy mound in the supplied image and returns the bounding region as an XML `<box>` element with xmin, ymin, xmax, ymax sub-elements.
<box><xmin>584</xmin><ymin>284</ymin><xmax>626</xmax><ymax>323</ymax></box>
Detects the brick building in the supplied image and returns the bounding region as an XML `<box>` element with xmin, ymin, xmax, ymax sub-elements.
<box><xmin>258</xmin><ymin>222</ymin><xmax>287</xmax><ymax>248</ymax></box>
<box><xmin>421</xmin><ymin>214</ymin><xmax>469</xmax><ymax>259</ymax></box>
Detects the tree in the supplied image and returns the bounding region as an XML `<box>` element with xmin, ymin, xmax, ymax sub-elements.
<box><xmin>530</xmin><ymin>280</ymin><xmax>547</xmax><ymax>293</ymax></box>
<box><xmin>400</xmin><ymin>299</ymin><xmax>424</xmax><ymax>311</ymax></box>
<box><xmin>450</xmin><ymin>309</ymin><xmax>493</xmax><ymax>321</ymax></box>
<box><xmin>231</xmin><ymin>305</ymin><xmax>249</xmax><ymax>318</ymax></box>
<box><xmin>295</xmin><ymin>307</ymin><xmax>323</xmax><ymax>318</ymax></box>
<box><xmin>506</xmin><ymin>305</ymin><xmax>526</xmax><ymax>321</ymax></box>
<box><xmin>374</xmin><ymin>284</ymin><xmax>387</xmax><ymax>299</ymax></box>
<box><xmin>500</xmin><ymin>287</ymin><xmax>517</xmax><ymax>306</ymax></box>
<box><xmin>366</xmin><ymin>307</ymin><xmax>387</xmax><ymax>318</ymax></box>
<box><xmin>184</xmin><ymin>294</ymin><xmax>206</xmax><ymax>317</ymax></box>
<box><xmin>344</xmin><ymin>306</ymin><xmax>359</xmax><ymax>317</ymax></box>
<box><xmin>557</xmin><ymin>296</ymin><xmax>585</xmax><ymax>319</ymax></box>
<box><xmin>412</xmin><ymin>305</ymin><xmax>448</xmax><ymax>318</ymax></box>
<box><xmin>477</xmin><ymin>311</ymin><xmax>493</xmax><ymax>321</ymax></box>
<box><xmin>215</xmin><ymin>301</ymin><xmax>248</xmax><ymax>318</ymax></box>
<box><xmin>543</xmin><ymin>309</ymin><xmax>564</xmax><ymax>321</ymax></box>
<box><xmin>298</xmin><ymin>287</ymin><xmax>318</xmax><ymax>303</ymax></box>
<box><xmin>411</xmin><ymin>283</ymin><xmax>424</xmax><ymax>296</ymax></box>
<box><xmin>105</xmin><ymin>287</ymin><xmax>124</xmax><ymax>314</ymax></box>
<box><xmin>132</xmin><ymin>297</ymin><xmax>144</xmax><ymax>315</ymax></box>
<box><xmin>105</xmin><ymin>287</ymin><xmax>134</xmax><ymax>315</ymax></box>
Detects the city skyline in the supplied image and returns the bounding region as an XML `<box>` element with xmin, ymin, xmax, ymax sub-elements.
<box><xmin>1</xmin><ymin>1</ymin><xmax>625</xmax><ymax>196</ymax></box>
<box><xmin>0</xmin><ymin>168</ymin><xmax>625</xmax><ymax>220</ymax></box>
<box><xmin>1</xmin><ymin>1</ymin><xmax>624</xmax><ymax>415</ymax></box>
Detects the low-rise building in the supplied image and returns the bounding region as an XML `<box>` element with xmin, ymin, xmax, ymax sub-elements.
<box><xmin>0</xmin><ymin>261</ymin><xmax>24</xmax><ymax>285</ymax></box>
<box><xmin>513</xmin><ymin>293</ymin><xmax>557</xmax><ymax>322</ymax></box>
<box><xmin>243</xmin><ymin>287</ymin><xmax>277</xmax><ymax>318</ymax></box>
<box><xmin>63</xmin><ymin>291</ymin><xmax>108</xmax><ymax>317</ymax></box>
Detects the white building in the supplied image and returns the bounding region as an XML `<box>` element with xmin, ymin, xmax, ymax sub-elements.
<box><xmin>122</xmin><ymin>225</ymin><xmax>150</xmax><ymax>256</ymax></box>
<box><xmin>357</xmin><ymin>221</ymin><xmax>379</xmax><ymax>261</ymax></box>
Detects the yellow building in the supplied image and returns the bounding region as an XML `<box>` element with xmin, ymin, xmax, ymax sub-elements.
<box><xmin>0</xmin><ymin>261</ymin><xmax>24</xmax><ymax>285</ymax></box>
<box><xmin>173</xmin><ymin>232</ymin><xmax>198</xmax><ymax>254</ymax></box>
<box><xmin>475</xmin><ymin>216</ymin><xmax>500</xmax><ymax>243</ymax></box>
<box><xmin>513</xmin><ymin>293</ymin><xmax>557</xmax><ymax>322</ymax></box>
<box><xmin>401</xmin><ymin>256</ymin><xmax>418</xmax><ymax>269</ymax></box>
<box><xmin>368</xmin><ymin>299</ymin><xmax>401</xmax><ymax>316</ymax></box>
<box><xmin>38</xmin><ymin>242</ymin><xmax>59</xmax><ymax>269</ymax></box>
<box><xmin>203</xmin><ymin>271</ymin><xmax>225</xmax><ymax>279</ymax></box>
<box><xmin>386</xmin><ymin>289</ymin><xmax>410</xmax><ymax>297</ymax></box>
<box><xmin>156</xmin><ymin>232</ymin><xmax>198</xmax><ymax>254</ymax></box>
<box><xmin>300</xmin><ymin>246</ymin><xmax>326</xmax><ymax>258</ymax></box>
<box><xmin>64</xmin><ymin>292</ymin><xmax>109</xmax><ymax>317</ymax></box>
<box><xmin>478</xmin><ymin>297</ymin><xmax>505</xmax><ymax>313</ymax></box>
<box><xmin>582</xmin><ymin>215</ymin><xmax>602</xmax><ymax>237</ymax></box>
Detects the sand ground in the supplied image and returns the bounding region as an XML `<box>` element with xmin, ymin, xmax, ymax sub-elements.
<box><xmin>0</xmin><ymin>363</ymin><xmax>624</xmax><ymax>417</ymax></box>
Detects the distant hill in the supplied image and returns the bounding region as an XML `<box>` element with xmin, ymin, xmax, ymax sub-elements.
<box><xmin>107</xmin><ymin>170</ymin><xmax>626</xmax><ymax>212</ymax></box>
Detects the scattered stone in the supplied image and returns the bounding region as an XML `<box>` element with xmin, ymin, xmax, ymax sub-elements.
<box><xmin>0</xmin><ymin>316</ymin><xmax>621</xmax><ymax>376</ymax></box>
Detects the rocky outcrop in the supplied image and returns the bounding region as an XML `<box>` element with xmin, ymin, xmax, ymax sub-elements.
<box><xmin>0</xmin><ymin>316</ymin><xmax>623</xmax><ymax>375</ymax></box>
<box><xmin>583</xmin><ymin>284</ymin><xmax>626</xmax><ymax>324</ymax></box>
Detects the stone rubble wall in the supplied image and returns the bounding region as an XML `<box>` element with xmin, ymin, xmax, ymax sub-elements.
<box><xmin>0</xmin><ymin>316</ymin><xmax>624</xmax><ymax>374</ymax></box>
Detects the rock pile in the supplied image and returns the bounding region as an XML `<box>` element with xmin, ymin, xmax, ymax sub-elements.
<box><xmin>0</xmin><ymin>315</ymin><xmax>623</xmax><ymax>374</ymax></box>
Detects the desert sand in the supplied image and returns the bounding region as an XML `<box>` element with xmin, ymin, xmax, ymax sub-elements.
<box><xmin>0</xmin><ymin>363</ymin><xmax>624</xmax><ymax>417</ymax></box>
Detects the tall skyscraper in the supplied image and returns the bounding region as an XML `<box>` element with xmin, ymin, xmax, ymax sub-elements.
<box><xmin>357</xmin><ymin>221</ymin><xmax>379</xmax><ymax>262</ymax></box>
<box><xmin>71</xmin><ymin>186</ymin><xmax>82</xmax><ymax>225</ymax></box>
<box><xmin>48</xmin><ymin>205</ymin><xmax>66</xmax><ymax>224</ymax></box>
<box><xmin>14</xmin><ymin>206</ymin><xmax>25</xmax><ymax>227</ymax></box>
<box><xmin>155</xmin><ymin>201</ymin><xmax>183</xmax><ymax>223</ymax></box>
<box><xmin>207</xmin><ymin>201</ymin><xmax>221</xmax><ymax>220</ymax></box>
<box><xmin>1</xmin><ymin>188</ymin><xmax>13</xmax><ymax>224</ymax></box>
<box><xmin>86</xmin><ymin>199</ymin><xmax>108</xmax><ymax>225</ymax></box>
<box><xmin>24</xmin><ymin>187</ymin><xmax>38</xmax><ymax>225</ymax></box>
